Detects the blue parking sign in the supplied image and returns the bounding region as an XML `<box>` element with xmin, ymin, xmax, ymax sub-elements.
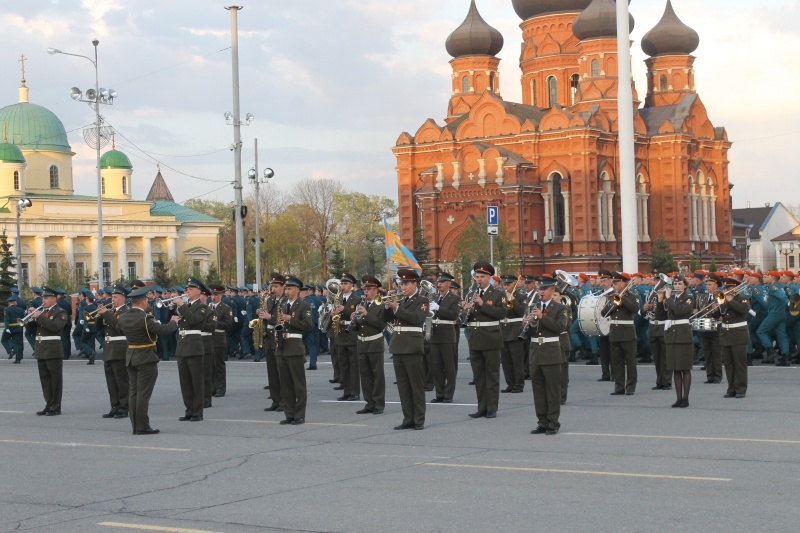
<box><xmin>487</xmin><ymin>205</ymin><xmax>498</xmax><ymax>226</ymax></box>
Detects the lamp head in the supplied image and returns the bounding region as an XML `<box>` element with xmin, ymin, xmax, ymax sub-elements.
<box><xmin>17</xmin><ymin>198</ymin><xmax>32</xmax><ymax>209</ymax></box>
<box><xmin>85</xmin><ymin>88</ymin><xmax>97</xmax><ymax>101</ymax></box>
<box><xmin>224</xmin><ymin>112</ymin><xmax>233</xmax><ymax>121</ymax></box>
<box><xmin>108</xmin><ymin>89</ymin><xmax>117</xmax><ymax>99</ymax></box>
<box><xmin>47</xmin><ymin>48</ymin><xmax>61</xmax><ymax>55</ymax></box>
<box><xmin>533</xmin><ymin>229</ymin><xmax>539</xmax><ymax>242</ymax></box>
<box><xmin>247</xmin><ymin>168</ymin><xmax>256</xmax><ymax>180</ymax></box>
<box><xmin>546</xmin><ymin>229</ymin><xmax>554</xmax><ymax>241</ymax></box>
<box><xmin>69</xmin><ymin>87</ymin><xmax>82</xmax><ymax>101</ymax></box>
<box><xmin>263</xmin><ymin>168</ymin><xmax>274</xmax><ymax>179</ymax></box>
<box><xmin>245</xmin><ymin>113</ymin><xmax>254</xmax><ymax>124</ymax></box>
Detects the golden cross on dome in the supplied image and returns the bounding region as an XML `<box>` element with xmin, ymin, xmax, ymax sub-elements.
<box><xmin>2</xmin><ymin>121</ymin><xmax>7</xmax><ymax>143</ymax></box>
<box><xmin>19</xmin><ymin>54</ymin><xmax>27</xmax><ymax>86</ymax></box>
<box><xmin>111</xmin><ymin>130</ymin><xmax>116</xmax><ymax>150</ymax></box>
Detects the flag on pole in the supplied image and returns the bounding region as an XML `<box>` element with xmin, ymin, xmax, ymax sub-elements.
<box><xmin>383</xmin><ymin>218</ymin><xmax>421</xmax><ymax>273</ymax></box>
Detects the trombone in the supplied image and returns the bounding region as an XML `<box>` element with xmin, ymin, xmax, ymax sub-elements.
<box><xmin>691</xmin><ymin>281</ymin><xmax>749</xmax><ymax>319</ymax></box>
<box><xmin>601</xmin><ymin>279</ymin><xmax>636</xmax><ymax>318</ymax></box>
<box><xmin>84</xmin><ymin>302</ymin><xmax>113</xmax><ymax>320</ymax></box>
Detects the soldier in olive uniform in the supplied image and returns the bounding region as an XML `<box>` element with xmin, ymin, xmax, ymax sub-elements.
<box><xmin>200</xmin><ymin>285</ymin><xmax>215</xmax><ymax>408</ymax></box>
<box><xmin>500</xmin><ymin>274</ymin><xmax>527</xmax><ymax>394</ymax></box>
<box><xmin>353</xmin><ymin>275</ymin><xmax>387</xmax><ymax>414</ymax></box>
<box><xmin>3</xmin><ymin>296</ymin><xmax>24</xmax><ymax>363</ymax></box>
<box><xmin>714</xmin><ymin>277</ymin><xmax>750</xmax><ymax>398</ymax></box>
<box><xmin>32</xmin><ymin>287</ymin><xmax>69</xmax><ymax>416</ymax></box>
<box><xmin>25</xmin><ymin>287</ymin><xmax>42</xmax><ymax>354</ymax></box>
<box><xmin>333</xmin><ymin>273</ymin><xmax>361</xmax><ymax>401</ymax></box>
<box><xmin>643</xmin><ymin>276</ymin><xmax>672</xmax><ymax>390</ymax></box>
<box><xmin>95</xmin><ymin>285</ymin><xmax>130</xmax><ymax>419</ymax></box>
<box><xmin>552</xmin><ymin>283</ymin><xmax>573</xmax><ymax>405</ymax></box>
<box><xmin>697</xmin><ymin>274</ymin><xmax>724</xmax><ymax>382</ymax></box>
<box><xmin>115</xmin><ymin>286</ymin><xmax>180</xmax><ymax>434</ymax></box>
<box><xmin>81</xmin><ymin>291</ymin><xmax>98</xmax><ymax>365</ymax></box>
<box><xmin>257</xmin><ymin>273</ymin><xmax>285</xmax><ymax>411</ymax></box>
<box><xmin>428</xmin><ymin>272</ymin><xmax>461</xmax><ymax>402</ymax></box>
<box><xmin>175</xmin><ymin>277</ymin><xmax>209</xmax><ymax>421</ymax></box>
<box><xmin>664</xmin><ymin>275</ymin><xmax>695</xmax><ymax>408</ymax></box>
<box><xmin>463</xmin><ymin>261</ymin><xmax>508</xmax><ymax>419</ymax></box>
<box><xmin>602</xmin><ymin>272</ymin><xmax>640</xmax><ymax>395</ymax></box>
<box><xmin>383</xmin><ymin>269</ymin><xmax>429</xmax><ymax>430</ymax></box>
<box><xmin>207</xmin><ymin>284</ymin><xmax>233</xmax><ymax>397</ymax></box>
<box><xmin>276</xmin><ymin>275</ymin><xmax>313</xmax><ymax>425</ymax></box>
<box><xmin>527</xmin><ymin>275</ymin><xmax>568</xmax><ymax>435</ymax></box>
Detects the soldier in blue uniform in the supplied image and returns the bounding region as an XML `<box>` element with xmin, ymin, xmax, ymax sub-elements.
<box><xmin>81</xmin><ymin>291</ymin><xmax>98</xmax><ymax>364</ymax></box>
<box><xmin>756</xmin><ymin>271</ymin><xmax>791</xmax><ymax>366</ymax></box>
<box><xmin>3</xmin><ymin>295</ymin><xmax>24</xmax><ymax>363</ymax></box>
<box><xmin>72</xmin><ymin>289</ymin><xmax>88</xmax><ymax>358</ymax></box>
<box><xmin>55</xmin><ymin>288</ymin><xmax>72</xmax><ymax>358</ymax></box>
<box><xmin>301</xmin><ymin>285</ymin><xmax>320</xmax><ymax>370</ymax></box>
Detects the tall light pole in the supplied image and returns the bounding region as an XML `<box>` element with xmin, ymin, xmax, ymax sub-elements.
<box><xmin>533</xmin><ymin>228</ymin><xmax>553</xmax><ymax>274</ymax></box>
<box><xmin>616</xmin><ymin>0</ymin><xmax>637</xmax><ymax>273</ymax></box>
<box><xmin>781</xmin><ymin>242</ymin><xmax>795</xmax><ymax>270</ymax></box>
<box><xmin>15</xmin><ymin>198</ymin><xmax>32</xmax><ymax>290</ymax></box>
<box><xmin>247</xmin><ymin>138</ymin><xmax>274</xmax><ymax>289</ymax></box>
<box><xmin>48</xmin><ymin>40</ymin><xmax>115</xmax><ymax>286</ymax></box>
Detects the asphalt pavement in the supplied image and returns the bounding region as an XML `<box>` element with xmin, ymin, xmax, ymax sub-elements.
<box><xmin>1</xmin><ymin>345</ymin><xmax>800</xmax><ymax>533</ymax></box>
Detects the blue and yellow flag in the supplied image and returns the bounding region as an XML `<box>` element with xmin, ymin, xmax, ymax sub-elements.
<box><xmin>383</xmin><ymin>218</ymin><xmax>421</xmax><ymax>273</ymax></box>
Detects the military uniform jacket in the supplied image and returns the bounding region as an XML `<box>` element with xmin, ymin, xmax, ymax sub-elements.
<box><xmin>96</xmin><ymin>306</ymin><xmax>130</xmax><ymax>360</ymax></box>
<box><xmin>117</xmin><ymin>307</ymin><xmax>179</xmax><ymax>366</ymax></box>
<box><xmin>601</xmin><ymin>292</ymin><xmax>639</xmax><ymax>342</ymax></box>
<box><xmin>713</xmin><ymin>294</ymin><xmax>750</xmax><ymax>347</ymax></box>
<box><xmin>335</xmin><ymin>293</ymin><xmax>361</xmax><ymax>347</ymax></box>
<box><xmin>175</xmin><ymin>300</ymin><xmax>209</xmax><ymax>357</ymax></box>
<box><xmin>209</xmin><ymin>302</ymin><xmax>233</xmax><ymax>349</ymax></box>
<box><xmin>277</xmin><ymin>298</ymin><xmax>312</xmax><ymax>357</ymax></box>
<box><xmin>5</xmin><ymin>305</ymin><xmax>23</xmax><ymax>333</ymax></box>
<box><xmin>429</xmin><ymin>291</ymin><xmax>461</xmax><ymax>344</ymax></box>
<box><xmin>647</xmin><ymin>295</ymin><xmax>668</xmax><ymax>339</ymax></box>
<box><xmin>57</xmin><ymin>297</ymin><xmax>72</xmax><ymax>321</ymax></box>
<box><xmin>664</xmin><ymin>292</ymin><xmax>694</xmax><ymax>344</ymax></box>
<box><xmin>355</xmin><ymin>300</ymin><xmax>386</xmax><ymax>353</ymax></box>
<box><xmin>531</xmin><ymin>300</ymin><xmax>568</xmax><ymax>365</ymax></box>
<box><xmin>74</xmin><ymin>298</ymin><xmax>85</xmax><ymax>326</ymax></box>
<box><xmin>465</xmin><ymin>285</ymin><xmax>508</xmax><ymax>350</ymax></box>
<box><xmin>82</xmin><ymin>301</ymin><xmax>98</xmax><ymax>333</ymax></box>
<box><xmin>34</xmin><ymin>305</ymin><xmax>68</xmax><ymax>359</ymax></box>
<box><xmin>233</xmin><ymin>295</ymin><xmax>247</xmax><ymax>325</ymax></box>
<box><xmin>383</xmin><ymin>293</ymin><xmax>429</xmax><ymax>355</ymax></box>
<box><xmin>259</xmin><ymin>295</ymin><xmax>281</xmax><ymax>351</ymax></box>
<box><xmin>501</xmin><ymin>288</ymin><xmax>528</xmax><ymax>342</ymax></box>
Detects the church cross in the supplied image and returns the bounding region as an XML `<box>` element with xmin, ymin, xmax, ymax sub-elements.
<box><xmin>447</xmin><ymin>215</ymin><xmax>455</xmax><ymax>225</ymax></box>
<box><xmin>19</xmin><ymin>54</ymin><xmax>27</xmax><ymax>85</ymax></box>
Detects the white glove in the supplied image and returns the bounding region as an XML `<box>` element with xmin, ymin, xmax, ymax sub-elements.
<box><xmin>234</xmin><ymin>317</ymin><xmax>238</xmax><ymax>323</ymax></box>
<box><xmin>80</xmin><ymin>320</ymin><xmax>85</xmax><ymax>325</ymax></box>
<box><xmin>429</xmin><ymin>302</ymin><xmax>440</xmax><ymax>312</ymax></box>
<box><xmin>4</xmin><ymin>329</ymin><xmax>8</xmax><ymax>334</ymax></box>
<box><xmin>85</xmin><ymin>328</ymin><xmax>90</xmax><ymax>332</ymax></box>
<box><xmin>241</xmin><ymin>310</ymin><xmax>246</xmax><ymax>315</ymax></box>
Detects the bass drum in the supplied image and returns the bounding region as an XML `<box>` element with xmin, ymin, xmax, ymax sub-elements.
<box><xmin>577</xmin><ymin>294</ymin><xmax>610</xmax><ymax>336</ymax></box>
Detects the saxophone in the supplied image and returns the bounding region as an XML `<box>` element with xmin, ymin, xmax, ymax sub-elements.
<box><xmin>274</xmin><ymin>296</ymin><xmax>288</xmax><ymax>351</ymax></box>
<box><xmin>251</xmin><ymin>291</ymin><xmax>269</xmax><ymax>350</ymax></box>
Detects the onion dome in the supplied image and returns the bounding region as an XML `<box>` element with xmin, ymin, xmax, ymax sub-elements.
<box><xmin>511</xmin><ymin>0</ymin><xmax>592</xmax><ymax>21</ymax></box>
<box><xmin>100</xmin><ymin>149</ymin><xmax>132</xmax><ymax>169</ymax></box>
<box><xmin>0</xmin><ymin>142</ymin><xmax>24</xmax><ymax>163</ymax></box>
<box><xmin>641</xmin><ymin>0</ymin><xmax>699</xmax><ymax>56</ymax></box>
<box><xmin>445</xmin><ymin>0</ymin><xmax>504</xmax><ymax>58</ymax></box>
<box><xmin>0</xmin><ymin>102</ymin><xmax>71</xmax><ymax>153</ymax></box>
<box><xmin>572</xmin><ymin>0</ymin><xmax>634</xmax><ymax>41</ymax></box>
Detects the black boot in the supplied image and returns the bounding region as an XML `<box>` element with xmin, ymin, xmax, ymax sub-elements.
<box><xmin>586</xmin><ymin>354</ymin><xmax>599</xmax><ymax>365</ymax></box>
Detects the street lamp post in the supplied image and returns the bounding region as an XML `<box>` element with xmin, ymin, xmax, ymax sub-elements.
<box><xmin>48</xmin><ymin>40</ymin><xmax>116</xmax><ymax>286</ymax></box>
<box><xmin>732</xmin><ymin>234</ymin><xmax>751</xmax><ymax>268</ymax></box>
<box><xmin>533</xmin><ymin>228</ymin><xmax>553</xmax><ymax>274</ymax></box>
<box><xmin>692</xmin><ymin>241</ymin><xmax>709</xmax><ymax>269</ymax></box>
<box><xmin>781</xmin><ymin>242</ymin><xmax>795</xmax><ymax>270</ymax></box>
<box><xmin>247</xmin><ymin>138</ymin><xmax>274</xmax><ymax>289</ymax></box>
<box><xmin>15</xmin><ymin>198</ymin><xmax>31</xmax><ymax>290</ymax></box>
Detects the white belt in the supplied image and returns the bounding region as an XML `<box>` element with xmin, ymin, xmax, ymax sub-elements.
<box><xmin>358</xmin><ymin>333</ymin><xmax>384</xmax><ymax>342</ymax></box>
<box><xmin>433</xmin><ymin>319</ymin><xmax>456</xmax><ymax>325</ymax></box>
<box><xmin>533</xmin><ymin>336</ymin><xmax>560</xmax><ymax>345</ymax></box>
<box><xmin>180</xmin><ymin>329</ymin><xmax>202</xmax><ymax>336</ymax></box>
<box><xmin>467</xmin><ymin>321</ymin><xmax>500</xmax><ymax>327</ymax></box>
<box><xmin>649</xmin><ymin>320</ymin><xmax>663</xmax><ymax>326</ymax></box>
<box><xmin>284</xmin><ymin>333</ymin><xmax>303</xmax><ymax>339</ymax></box>
<box><xmin>201</xmin><ymin>332</ymin><xmax>212</xmax><ymax>337</ymax></box>
<box><xmin>105</xmin><ymin>335</ymin><xmax>126</xmax><ymax>342</ymax></box>
<box><xmin>503</xmin><ymin>318</ymin><xmax>524</xmax><ymax>324</ymax></box>
<box><xmin>671</xmin><ymin>319</ymin><xmax>690</xmax><ymax>325</ymax></box>
<box><xmin>341</xmin><ymin>321</ymin><xmax>352</xmax><ymax>325</ymax></box>
<box><xmin>722</xmin><ymin>322</ymin><xmax>748</xmax><ymax>330</ymax></box>
<box><xmin>36</xmin><ymin>335</ymin><xmax>61</xmax><ymax>341</ymax></box>
<box><xmin>611</xmin><ymin>320</ymin><xmax>635</xmax><ymax>326</ymax></box>
<box><xmin>264</xmin><ymin>325</ymin><xmax>275</xmax><ymax>330</ymax></box>
<box><xmin>394</xmin><ymin>326</ymin><xmax>423</xmax><ymax>332</ymax></box>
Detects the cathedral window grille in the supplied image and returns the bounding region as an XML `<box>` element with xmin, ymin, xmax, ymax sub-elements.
<box><xmin>122</xmin><ymin>176</ymin><xmax>127</xmax><ymax>195</ymax></box>
<box><xmin>659</xmin><ymin>74</ymin><xmax>668</xmax><ymax>91</ymax></box>
<box><xmin>101</xmin><ymin>177</ymin><xmax>106</xmax><ymax>195</ymax></box>
<box><xmin>547</xmin><ymin>76</ymin><xmax>557</xmax><ymax>107</ymax></box>
<box><xmin>461</xmin><ymin>76</ymin><xmax>469</xmax><ymax>93</ymax></box>
<box><xmin>591</xmin><ymin>59</ymin><xmax>599</xmax><ymax>77</ymax></box>
<box><xmin>489</xmin><ymin>72</ymin><xmax>495</xmax><ymax>92</ymax></box>
<box><xmin>570</xmin><ymin>73</ymin><xmax>580</xmax><ymax>105</ymax></box>
<box><xmin>530</xmin><ymin>79</ymin><xmax>537</xmax><ymax>106</ymax></box>
<box><xmin>551</xmin><ymin>174</ymin><xmax>566</xmax><ymax>238</ymax></box>
<box><xmin>13</xmin><ymin>171</ymin><xmax>19</xmax><ymax>191</ymax></box>
<box><xmin>49</xmin><ymin>165</ymin><xmax>59</xmax><ymax>189</ymax></box>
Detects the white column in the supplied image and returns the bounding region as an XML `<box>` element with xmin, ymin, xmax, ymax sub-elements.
<box><xmin>142</xmin><ymin>237</ymin><xmax>153</xmax><ymax>279</ymax></box>
<box><xmin>710</xmin><ymin>194</ymin><xmax>718</xmax><ymax>242</ymax></box>
<box><xmin>689</xmin><ymin>193</ymin><xmax>699</xmax><ymax>241</ymax></box>
<box><xmin>62</xmin><ymin>236</ymin><xmax>74</xmax><ymax>263</ymax></box>
<box><xmin>34</xmin><ymin>236</ymin><xmax>46</xmax><ymax>280</ymax></box>
<box><xmin>477</xmin><ymin>158</ymin><xmax>486</xmax><ymax>188</ymax></box>
<box><xmin>542</xmin><ymin>193</ymin><xmax>552</xmax><ymax>238</ymax></box>
<box><xmin>562</xmin><ymin>191</ymin><xmax>572</xmax><ymax>242</ymax></box>
<box><xmin>117</xmin><ymin>237</ymin><xmax>127</xmax><ymax>281</ymax></box>
<box><xmin>606</xmin><ymin>192</ymin><xmax>616</xmax><ymax>242</ymax></box>
<box><xmin>642</xmin><ymin>193</ymin><xmax>651</xmax><ymax>241</ymax></box>
<box><xmin>597</xmin><ymin>191</ymin><xmax>606</xmax><ymax>241</ymax></box>
<box><xmin>167</xmin><ymin>236</ymin><xmax>177</xmax><ymax>262</ymax></box>
<box><xmin>451</xmin><ymin>161</ymin><xmax>461</xmax><ymax>190</ymax></box>
<box><xmin>495</xmin><ymin>157</ymin><xmax>507</xmax><ymax>186</ymax></box>
<box><xmin>435</xmin><ymin>163</ymin><xmax>444</xmax><ymax>191</ymax></box>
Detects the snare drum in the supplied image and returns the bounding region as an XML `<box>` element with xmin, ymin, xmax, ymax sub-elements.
<box><xmin>691</xmin><ymin>318</ymin><xmax>718</xmax><ymax>332</ymax></box>
<box><xmin>577</xmin><ymin>294</ymin><xmax>610</xmax><ymax>336</ymax></box>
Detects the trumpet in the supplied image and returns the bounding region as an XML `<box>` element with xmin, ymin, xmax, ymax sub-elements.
<box><xmin>154</xmin><ymin>295</ymin><xmax>187</xmax><ymax>308</ymax></box>
<box><xmin>506</xmin><ymin>275</ymin><xmax>524</xmax><ymax>309</ymax></box>
<box><xmin>21</xmin><ymin>305</ymin><xmax>44</xmax><ymax>324</ymax></box>
<box><xmin>692</xmin><ymin>281</ymin><xmax>749</xmax><ymax>319</ymax></box>
<box><xmin>374</xmin><ymin>292</ymin><xmax>402</xmax><ymax>305</ymax></box>
<box><xmin>84</xmin><ymin>302</ymin><xmax>113</xmax><ymax>320</ymax></box>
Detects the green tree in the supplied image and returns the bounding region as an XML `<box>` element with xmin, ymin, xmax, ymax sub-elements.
<box><xmin>333</xmin><ymin>192</ymin><xmax>396</xmax><ymax>277</ymax></box>
<box><xmin>152</xmin><ymin>254</ymin><xmax>171</xmax><ymax>288</ymax></box>
<box><xmin>453</xmin><ymin>216</ymin><xmax>514</xmax><ymax>272</ymax></box>
<box><xmin>412</xmin><ymin>226</ymin><xmax>431</xmax><ymax>270</ymax></box>
<box><xmin>0</xmin><ymin>231</ymin><xmax>16</xmax><ymax>309</ymax></box>
<box><xmin>708</xmin><ymin>258</ymin><xmax>718</xmax><ymax>272</ymax></box>
<box><xmin>648</xmin><ymin>235</ymin><xmax>679</xmax><ymax>273</ymax></box>
<box><xmin>328</xmin><ymin>247</ymin><xmax>346</xmax><ymax>277</ymax></box>
<box><xmin>206</xmin><ymin>262</ymin><xmax>221</xmax><ymax>285</ymax></box>
<box><xmin>688</xmin><ymin>256</ymin><xmax>700</xmax><ymax>273</ymax></box>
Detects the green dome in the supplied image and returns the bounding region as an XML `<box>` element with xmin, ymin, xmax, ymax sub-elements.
<box><xmin>100</xmin><ymin>149</ymin><xmax>132</xmax><ymax>169</ymax></box>
<box><xmin>0</xmin><ymin>102</ymin><xmax>71</xmax><ymax>153</ymax></box>
<box><xmin>0</xmin><ymin>142</ymin><xmax>24</xmax><ymax>163</ymax></box>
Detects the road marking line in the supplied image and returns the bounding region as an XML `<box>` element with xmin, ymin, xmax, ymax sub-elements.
<box><xmin>0</xmin><ymin>439</ymin><xmax>189</xmax><ymax>452</ymax></box>
<box><xmin>205</xmin><ymin>418</ymin><xmax>367</xmax><ymax>427</ymax></box>
<box><xmin>0</xmin><ymin>410</ymin><xmax>24</xmax><ymax>414</ymax></box>
<box><xmin>98</xmin><ymin>522</ymin><xmax>222</xmax><ymax>533</ymax></box>
<box><xmin>569</xmin><ymin>432</ymin><xmax>800</xmax><ymax>445</ymax></box>
<box><xmin>319</xmin><ymin>400</ymin><xmax>478</xmax><ymax>407</ymax></box>
<box><xmin>420</xmin><ymin>462</ymin><xmax>731</xmax><ymax>482</ymax></box>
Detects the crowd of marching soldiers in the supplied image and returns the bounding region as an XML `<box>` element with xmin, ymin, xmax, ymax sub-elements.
<box><xmin>5</xmin><ymin>265</ymin><xmax>799</xmax><ymax>435</ymax></box>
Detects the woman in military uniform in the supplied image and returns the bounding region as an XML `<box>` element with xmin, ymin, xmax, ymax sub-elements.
<box><xmin>664</xmin><ymin>275</ymin><xmax>695</xmax><ymax>408</ymax></box>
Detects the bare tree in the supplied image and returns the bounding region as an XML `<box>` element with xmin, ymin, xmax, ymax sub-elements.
<box><xmin>292</xmin><ymin>178</ymin><xmax>343</xmax><ymax>278</ymax></box>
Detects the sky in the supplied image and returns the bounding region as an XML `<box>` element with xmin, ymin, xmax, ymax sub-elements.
<box><xmin>3</xmin><ymin>0</ymin><xmax>798</xmax><ymax>209</ymax></box>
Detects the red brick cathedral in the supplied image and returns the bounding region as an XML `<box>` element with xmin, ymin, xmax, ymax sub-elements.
<box><xmin>393</xmin><ymin>0</ymin><xmax>732</xmax><ymax>273</ymax></box>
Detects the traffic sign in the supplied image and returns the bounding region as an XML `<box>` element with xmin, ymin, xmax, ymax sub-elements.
<box><xmin>487</xmin><ymin>226</ymin><xmax>498</xmax><ymax>236</ymax></box>
<box><xmin>487</xmin><ymin>205</ymin><xmax>498</xmax><ymax>226</ymax></box>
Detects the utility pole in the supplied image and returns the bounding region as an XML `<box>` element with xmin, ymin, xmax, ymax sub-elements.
<box><xmin>226</xmin><ymin>5</ymin><xmax>245</xmax><ymax>285</ymax></box>
<box><xmin>616</xmin><ymin>0</ymin><xmax>637</xmax><ymax>273</ymax></box>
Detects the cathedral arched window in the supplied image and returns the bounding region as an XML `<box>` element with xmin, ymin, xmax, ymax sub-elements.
<box><xmin>122</xmin><ymin>176</ymin><xmax>127</xmax><ymax>195</ymax></box>
<box><xmin>551</xmin><ymin>173</ymin><xmax>566</xmax><ymax>238</ymax></box>
<box><xmin>591</xmin><ymin>59</ymin><xmax>599</xmax><ymax>77</ymax></box>
<box><xmin>461</xmin><ymin>76</ymin><xmax>469</xmax><ymax>93</ymax></box>
<box><xmin>547</xmin><ymin>76</ymin><xmax>557</xmax><ymax>107</ymax></box>
<box><xmin>101</xmin><ymin>176</ymin><xmax>106</xmax><ymax>195</ymax></box>
<box><xmin>489</xmin><ymin>72</ymin><xmax>495</xmax><ymax>92</ymax></box>
<box><xmin>659</xmin><ymin>74</ymin><xmax>668</xmax><ymax>91</ymax></box>
<box><xmin>13</xmin><ymin>171</ymin><xmax>19</xmax><ymax>191</ymax></box>
<box><xmin>597</xmin><ymin>172</ymin><xmax>616</xmax><ymax>242</ymax></box>
<box><xmin>49</xmin><ymin>165</ymin><xmax>59</xmax><ymax>189</ymax></box>
<box><xmin>570</xmin><ymin>73</ymin><xmax>580</xmax><ymax>105</ymax></box>
<box><xmin>530</xmin><ymin>79</ymin><xmax>537</xmax><ymax>106</ymax></box>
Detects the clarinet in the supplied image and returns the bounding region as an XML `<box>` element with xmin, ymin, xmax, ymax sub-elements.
<box><xmin>517</xmin><ymin>293</ymin><xmax>542</xmax><ymax>340</ymax></box>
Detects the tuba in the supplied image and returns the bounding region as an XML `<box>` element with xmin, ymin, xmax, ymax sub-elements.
<box><xmin>457</xmin><ymin>271</ymin><xmax>479</xmax><ymax>325</ymax></box>
<box><xmin>554</xmin><ymin>270</ymin><xmax>578</xmax><ymax>308</ymax></box>
<box><xmin>319</xmin><ymin>278</ymin><xmax>340</xmax><ymax>333</ymax></box>
<box><xmin>644</xmin><ymin>273</ymin><xmax>673</xmax><ymax>320</ymax></box>
<box><xmin>790</xmin><ymin>294</ymin><xmax>800</xmax><ymax>317</ymax></box>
